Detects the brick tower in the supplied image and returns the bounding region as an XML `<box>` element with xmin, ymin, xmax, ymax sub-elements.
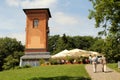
<box><xmin>20</xmin><ymin>8</ymin><xmax>51</xmax><ymax>66</ymax></box>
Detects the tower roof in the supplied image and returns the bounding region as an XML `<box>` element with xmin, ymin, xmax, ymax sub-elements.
<box><xmin>23</xmin><ymin>8</ymin><xmax>51</xmax><ymax>18</ymax></box>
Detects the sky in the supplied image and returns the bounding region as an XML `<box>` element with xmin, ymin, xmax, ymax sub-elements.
<box><xmin>0</xmin><ymin>0</ymin><xmax>101</xmax><ymax>44</ymax></box>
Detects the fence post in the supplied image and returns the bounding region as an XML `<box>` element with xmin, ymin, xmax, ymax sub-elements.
<box><xmin>118</xmin><ymin>61</ymin><xmax>120</xmax><ymax>68</ymax></box>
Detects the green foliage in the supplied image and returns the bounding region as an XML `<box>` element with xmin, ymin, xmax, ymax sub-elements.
<box><xmin>48</xmin><ymin>34</ymin><xmax>97</xmax><ymax>54</ymax></box>
<box><xmin>89</xmin><ymin>0</ymin><xmax>120</xmax><ymax>36</ymax></box>
<box><xmin>48</xmin><ymin>35</ymin><xmax>60</xmax><ymax>54</ymax></box>
<box><xmin>23</xmin><ymin>65</ymin><xmax>31</xmax><ymax>68</ymax></box>
<box><xmin>48</xmin><ymin>34</ymin><xmax>119</xmax><ymax>63</ymax></box>
<box><xmin>89</xmin><ymin>0</ymin><xmax>120</xmax><ymax>63</ymax></box>
<box><xmin>0</xmin><ymin>37</ymin><xmax>24</xmax><ymax>71</ymax></box>
<box><xmin>14</xmin><ymin>66</ymin><xmax>23</xmax><ymax>69</ymax></box>
<box><xmin>39</xmin><ymin>58</ymin><xmax>45</xmax><ymax>65</ymax></box>
<box><xmin>2</xmin><ymin>51</ymin><xmax>24</xmax><ymax>70</ymax></box>
<box><xmin>89</xmin><ymin>39</ymin><xmax>104</xmax><ymax>53</ymax></box>
<box><xmin>14</xmin><ymin>65</ymin><xmax>31</xmax><ymax>69</ymax></box>
<box><xmin>107</xmin><ymin>63</ymin><xmax>120</xmax><ymax>72</ymax></box>
<box><xmin>2</xmin><ymin>55</ymin><xmax>18</xmax><ymax>70</ymax></box>
<box><xmin>103</xmin><ymin>34</ymin><xmax>120</xmax><ymax>62</ymax></box>
<box><xmin>76</xmin><ymin>56</ymin><xmax>83</xmax><ymax>64</ymax></box>
<box><xmin>0</xmin><ymin>65</ymin><xmax>91</xmax><ymax>80</ymax></box>
<box><xmin>49</xmin><ymin>58</ymin><xmax>59</xmax><ymax>65</ymax></box>
<box><xmin>28</xmin><ymin>76</ymin><xmax>91</xmax><ymax>80</ymax></box>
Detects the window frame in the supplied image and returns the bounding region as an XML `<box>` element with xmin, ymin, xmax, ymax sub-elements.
<box><xmin>33</xmin><ymin>19</ymin><xmax>39</xmax><ymax>28</ymax></box>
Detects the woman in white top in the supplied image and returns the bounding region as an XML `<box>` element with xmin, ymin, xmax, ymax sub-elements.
<box><xmin>92</xmin><ymin>54</ymin><xmax>98</xmax><ymax>73</ymax></box>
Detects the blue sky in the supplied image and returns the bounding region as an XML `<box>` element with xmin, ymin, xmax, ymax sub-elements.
<box><xmin>0</xmin><ymin>0</ymin><xmax>101</xmax><ymax>44</ymax></box>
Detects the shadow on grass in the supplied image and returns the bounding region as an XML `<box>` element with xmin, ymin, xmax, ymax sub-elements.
<box><xmin>28</xmin><ymin>76</ymin><xmax>91</xmax><ymax>80</ymax></box>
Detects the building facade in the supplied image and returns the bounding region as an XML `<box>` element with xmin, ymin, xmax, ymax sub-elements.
<box><xmin>20</xmin><ymin>8</ymin><xmax>51</xmax><ymax>66</ymax></box>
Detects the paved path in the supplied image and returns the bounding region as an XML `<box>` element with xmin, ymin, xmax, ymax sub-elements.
<box><xmin>85</xmin><ymin>64</ymin><xmax>120</xmax><ymax>80</ymax></box>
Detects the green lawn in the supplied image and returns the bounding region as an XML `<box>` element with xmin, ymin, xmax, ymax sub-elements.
<box><xmin>0</xmin><ymin>64</ymin><xmax>91</xmax><ymax>80</ymax></box>
<box><xmin>107</xmin><ymin>63</ymin><xmax>120</xmax><ymax>73</ymax></box>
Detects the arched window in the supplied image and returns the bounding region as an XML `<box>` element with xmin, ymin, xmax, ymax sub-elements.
<box><xmin>33</xmin><ymin>19</ymin><xmax>39</xmax><ymax>28</ymax></box>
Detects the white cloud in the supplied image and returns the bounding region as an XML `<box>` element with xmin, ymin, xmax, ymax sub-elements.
<box><xmin>4</xmin><ymin>0</ymin><xmax>58</xmax><ymax>44</ymax></box>
<box><xmin>6</xmin><ymin>0</ymin><xmax>57</xmax><ymax>8</ymax></box>
<box><xmin>0</xmin><ymin>12</ymin><xmax>25</xmax><ymax>32</ymax></box>
<box><xmin>50</xmin><ymin>12</ymin><xmax>100</xmax><ymax>37</ymax></box>
<box><xmin>21</xmin><ymin>0</ymin><xmax>57</xmax><ymax>8</ymax></box>
<box><xmin>54</xmin><ymin>12</ymin><xmax>79</xmax><ymax>26</ymax></box>
<box><xmin>0</xmin><ymin>32</ymin><xmax>25</xmax><ymax>45</ymax></box>
<box><xmin>0</xmin><ymin>19</ymin><xmax>19</xmax><ymax>30</ymax></box>
<box><xmin>6</xmin><ymin>0</ymin><xmax>19</xmax><ymax>7</ymax></box>
<box><xmin>9</xmin><ymin>33</ymin><xmax>25</xmax><ymax>44</ymax></box>
<box><xmin>4</xmin><ymin>0</ymin><xmax>100</xmax><ymax>43</ymax></box>
<box><xmin>0</xmin><ymin>15</ymin><xmax>25</xmax><ymax>44</ymax></box>
<box><xmin>49</xmin><ymin>12</ymin><xmax>81</xmax><ymax>36</ymax></box>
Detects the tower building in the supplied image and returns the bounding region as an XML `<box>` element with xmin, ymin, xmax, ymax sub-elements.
<box><xmin>20</xmin><ymin>8</ymin><xmax>51</xmax><ymax>66</ymax></box>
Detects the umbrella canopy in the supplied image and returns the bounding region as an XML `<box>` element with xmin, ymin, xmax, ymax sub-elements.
<box><xmin>51</xmin><ymin>49</ymin><xmax>101</xmax><ymax>58</ymax></box>
<box><xmin>89</xmin><ymin>51</ymin><xmax>101</xmax><ymax>56</ymax></box>
<box><xmin>68</xmin><ymin>49</ymin><xmax>85</xmax><ymax>57</ymax></box>
<box><xmin>51</xmin><ymin>49</ymin><xmax>70</xmax><ymax>58</ymax></box>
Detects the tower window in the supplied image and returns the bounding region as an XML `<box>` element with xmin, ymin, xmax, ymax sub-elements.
<box><xmin>33</xmin><ymin>19</ymin><xmax>39</xmax><ymax>28</ymax></box>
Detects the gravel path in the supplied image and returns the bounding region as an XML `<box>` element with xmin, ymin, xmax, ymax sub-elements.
<box><xmin>85</xmin><ymin>64</ymin><xmax>120</xmax><ymax>80</ymax></box>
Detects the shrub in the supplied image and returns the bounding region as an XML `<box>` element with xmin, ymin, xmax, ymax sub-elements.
<box><xmin>23</xmin><ymin>65</ymin><xmax>31</xmax><ymax>68</ymax></box>
<box><xmin>49</xmin><ymin>58</ymin><xmax>59</xmax><ymax>65</ymax></box>
<box><xmin>39</xmin><ymin>58</ymin><xmax>45</xmax><ymax>65</ymax></box>
<box><xmin>15</xmin><ymin>66</ymin><xmax>22</xmax><ymax>69</ymax></box>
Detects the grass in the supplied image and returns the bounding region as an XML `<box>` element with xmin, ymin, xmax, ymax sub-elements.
<box><xmin>107</xmin><ymin>63</ymin><xmax>120</xmax><ymax>72</ymax></box>
<box><xmin>0</xmin><ymin>64</ymin><xmax>91</xmax><ymax>80</ymax></box>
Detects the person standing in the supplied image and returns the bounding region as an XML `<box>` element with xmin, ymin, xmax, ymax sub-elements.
<box><xmin>101</xmin><ymin>55</ymin><xmax>107</xmax><ymax>72</ymax></box>
<box><xmin>92</xmin><ymin>54</ymin><xmax>98</xmax><ymax>73</ymax></box>
<box><xmin>89</xmin><ymin>55</ymin><xmax>92</xmax><ymax>64</ymax></box>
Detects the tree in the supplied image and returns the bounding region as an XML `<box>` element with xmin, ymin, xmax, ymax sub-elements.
<box><xmin>2</xmin><ymin>55</ymin><xmax>18</xmax><ymax>70</ymax></box>
<box><xmin>48</xmin><ymin>35</ymin><xmax>60</xmax><ymax>54</ymax></box>
<box><xmin>0</xmin><ymin>37</ymin><xmax>24</xmax><ymax>70</ymax></box>
<box><xmin>2</xmin><ymin>51</ymin><xmax>24</xmax><ymax>70</ymax></box>
<box><xmin>89</xmin><ymin>0</ymin><xmax>120</xmax><ymax>62</ymax></box>
<box><xmin>53</xmin><ymin>35</ymin><xmax>66</xmax><ymax>54</ymax></box>
<box><xmin>89</xmin><ymin>0</ymin><xmax>120</xmax><ymax>37</ymax></box>
<box><xmin>73</xmin><ymin>36</ymin><xmax>96</xmax><ymax>50</ymax></box>
<box><xmin>89</xmin><ymin>39</ymin><xmax>104</xmax><ymax>53</ymax></box>
<box><xmin>48</xmin><ymin>34</ymin><xmax>98</xmax><ymax>54</ymax></box>
<box><xmin>103</xmin><ymin>34</ymin><xmax>120</xmax><ymax>62</ymax></box>
<box><xmin>48</xmin><ymin>34</ymin><xmax>75</xmax><ymax>54</ymax></box>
